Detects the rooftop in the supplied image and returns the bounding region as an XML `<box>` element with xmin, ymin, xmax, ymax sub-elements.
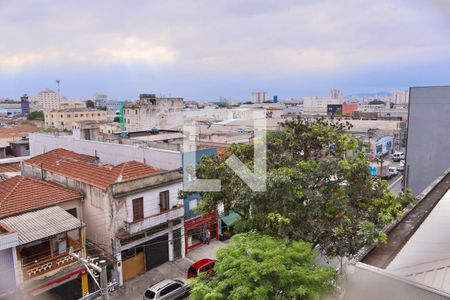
<box><xmin>0</xmin><ymin>206</ymin><xmax>84</xmax><ymax>245</ymax></box>
<box><xmin>362</xmin><ymin>172</ymin><xmax>450</xmax><ymax>268</ymax></box>
<box><xmin>25</xmin><ymin>148</ymin><xmax>97</xmax><ymax>165</ymax></box>
<box><xmin>25</xmin><ymin>148</ymin><xmax>161</xmax><ymax>189</ymax></box>
<box><xmin>49</xmin><ymin>107</ymin><xmax>106</xmax><ymax>112</ymax></box>
<box><xmin>0</xmin><ymin>124</ymin><xmax>41</xmax><ymax>140</ymax></box>
<box><xmin>0</xmin><ymin>162</ymin><xmax>20</xmax><ymax>173</ymax></box>
<box><xmin>0</xmin><ymin>176</ymin><xmax>83</xmax><ymax>218</ymax></box>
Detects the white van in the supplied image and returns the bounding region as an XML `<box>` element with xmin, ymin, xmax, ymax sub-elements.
<box><xmin>392</xmin><ymin>151</ymin><xmax>405</xmax><ymax>162</ymax></box>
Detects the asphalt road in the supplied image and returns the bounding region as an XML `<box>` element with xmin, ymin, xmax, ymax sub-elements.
<box><xmin>385</xmin><ymin>158</ymin><xmax>404</xmax><ymax>195</ymax></box>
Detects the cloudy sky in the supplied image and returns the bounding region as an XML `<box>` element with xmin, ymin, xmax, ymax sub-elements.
<box><xmin>1</xmin><ymin>0</ymin><xmax>450</xmax><ymax>100</ymax></box>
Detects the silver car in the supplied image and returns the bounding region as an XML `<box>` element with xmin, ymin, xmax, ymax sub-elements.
<box><xmin>143</xmin><ymin>279</ymin><xmax>189</xmax><ymax>300</ymax></box>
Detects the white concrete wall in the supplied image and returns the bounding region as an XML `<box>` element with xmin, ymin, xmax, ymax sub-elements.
<box><xmin>124</xmin><ymin>182</ymin><xmax>182</xmax><ymax>223</ymax></box>
<box><xmin>29</xmin><ymin>133</ymin><xmax>182</xmax><ymax>170</ymax></box>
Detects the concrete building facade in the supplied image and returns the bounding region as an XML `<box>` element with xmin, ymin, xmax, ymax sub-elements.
<box><xmin>44</xmin><ymin>108</ymin><xmax>107</xmax><ymax>130</ymax></box>
<box><xmin>251</xmin><ymin>91</ymin><xmax>267</xmax><ymax>103</ymax></box>
<box><xmin>34</xmin><ymin>88</ymin><xmax>60</xmax><ymax>111</ymax></box>
<box><xmin>405</xmin><ymin>86</ymin><xmax>450</xmax><ymax>196</ymax></box>
<box><xmin>302</xmin><ymin>96</ymin><xmax>343</xmax><ymax>115</ymax></box>
<box><xmin>22</xmin><ymin>149</ymin><xmax>185</xmax><ymax>286</ymax></box>
<box><xmin>123</xmin><ymin>94</ymin><xmax>184</xmax><ymax>131</ymax></box>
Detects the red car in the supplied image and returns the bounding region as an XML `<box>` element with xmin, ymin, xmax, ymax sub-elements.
<box><xmin>187</xmin><ymin>258</ymin><xmax>217</xmax><ymax>279</ymax></box>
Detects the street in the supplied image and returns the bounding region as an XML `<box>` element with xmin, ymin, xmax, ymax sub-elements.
<box><xmin>110</xmin><ymin>240</ymin><xmax>227</xmax><ymax>300</ymax></box>
<box><xmin>386</xmin><ymin>156</ymin><xmax>404</xmax><ymax>195</ymax></box>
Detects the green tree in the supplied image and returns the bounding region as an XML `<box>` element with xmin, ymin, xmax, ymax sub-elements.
<box><xmin>185</xmin><ymin>118</ymin><xmax>414</xmax><ymax>259</ymax></box>
<box><xmin>334</xmin><ymin>108</ymin><xmax>342</xmax><ymax>116</ymax></box>
<box><xmin>86</xmin><ymin>100</ymin><xmax>95</xmax><ymax>108</ymax></box>
<box><xmin>27</xmin><ymin>111</ymin><xmax>44</xmax><ymax>121</ymax></box>
<box><xmin>368</xmin><ymin>99</ymin><xmax>385</xmax><ymax>105</ymax></box>
<box><xmin>189</xmin><ymin>232</ymin><xmax>336</xmax><ymax>300</ymax></box>
<box><xmin>113</xmin><ymin>116</ymin><xmax>120</xmax><ymax>122</ymax></box>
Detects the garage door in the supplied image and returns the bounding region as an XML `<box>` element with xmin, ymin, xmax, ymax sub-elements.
<box><xmin>145</xmin><ymin>234</ymin><xmax>169</xmax><ymax>270</ymax></box>
<box><xmin>122</xmin><ymin>251</ymin><xmax>145</xmax><ymax>282</ymax></box>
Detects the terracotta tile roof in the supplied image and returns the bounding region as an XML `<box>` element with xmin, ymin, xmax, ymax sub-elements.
<box><xmin>0</xmin><ymin>162</ymin><xmax>20</xmax><ymax>173</ymax></box>
<box><xmin>26</xmin><ymin>148</ymin><xmax>97</xmax><ymax>165</ymax></box>
<box><xmin>0</xmin><ymin>176</ymin><xmax>83</xmax><ymax>218</ymax></box>
<box><xmin>25</xmin><ymin>148</ymin><xmax>161</xmax><ymax>189</ymax></box>
<box><xmin>0</xmin><ymin>124</ymin><xmax>41</xmax><ymax>140</ymax></box>
<box><xmin>112</xmin><ymin>161</ymin><xmax>160</xmax><ymax>182</ymax></box>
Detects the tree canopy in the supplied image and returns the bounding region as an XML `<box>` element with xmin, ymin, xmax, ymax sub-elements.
<box><xmin>189</xmin><ymin>232</ymin><xmax>336</xmax><ymax>300</ymax></box>
<box><xmin>367</xmin><ymin>99</ymin><xmax>385</xmax><ymax>105</ymax></box>
<box><xmin>27</xmin><ymin>111</ymin><xmax>44</xmax><ymax>121</ymax></box>
<box><xmin>185</xmin><ymin>118</ymin><xmax>414</xmax><ymax>259</ymax></box>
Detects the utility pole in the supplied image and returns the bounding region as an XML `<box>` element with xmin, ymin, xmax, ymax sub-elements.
<box><xmin>100</xmin><ymin>260</ymin><xmax>109</xmax><ymax>300</ymax></box>
<box><xmin>69</xmin><ymin>249</ymin><xmax>109</xmax><ymax>300</ymax></box>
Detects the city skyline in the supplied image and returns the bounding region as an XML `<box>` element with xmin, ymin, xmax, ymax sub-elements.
<box><xmin>1</xmin><ymin>0</ymin><xmax>450</xmax><ymax>100</ymax></box>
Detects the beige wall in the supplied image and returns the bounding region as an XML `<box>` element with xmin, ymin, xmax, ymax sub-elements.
<box><xmin>44</xmin><ymin>110</ymin><xmax>107</xmax><ymax>130</ymax></box>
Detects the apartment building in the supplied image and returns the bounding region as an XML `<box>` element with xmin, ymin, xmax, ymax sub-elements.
<box><xmin>251</xmin><ymin>91</ymin><xmax>267</xmax><ymax>103</ymax></box>
<box><xmin>44</xmin><ymin>108</ymin><xmax>107</xmax><ymax>130</ymax></box>
<box><xmin>0</xmin><ymin>176</ymin><xmax>85</xmax><ymax>299</ymax></box>
<box><xmin>123</xmin><ymin>94</ymin><xmax>184</xmax><ymax>131</ymax></box>
<box><xmin>22</xmin><ymin>148</ymin><xmax>185</xmax><ymax>286</ymax></box>
<box><xmin>34</xmin><ymin>88</ymin><xmax>60</xmax><ymax>111</ymax></box>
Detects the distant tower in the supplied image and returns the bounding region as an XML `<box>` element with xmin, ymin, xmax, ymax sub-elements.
<box><xmin>20</xmin><ymin>94</ymin><xmax>30</xmax><ymax>116</ymax></box>
<box><xmin>56</xmin><ymin>80</ymin><xmax>61</xmax><ymax>110</ymax></box>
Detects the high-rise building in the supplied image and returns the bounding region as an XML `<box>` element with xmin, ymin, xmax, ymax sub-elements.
<box><xmin>331</xmin><ymin>89</ymin><xmax>343</xmax><ymax>100</ymax></box>
<box><xmin>34</xmin><ymin>88</ymin><xmax>60</xmax><ymax>111</ymax></box>
<box><xmin>392</xmin><ymin>89</ymin><xmax>409</xmax><ymax>105</ymax></box>
<box><xmin>251</xmin><ymin>91</ymin><xmax>267</xmax><ymax>103</ymax></box>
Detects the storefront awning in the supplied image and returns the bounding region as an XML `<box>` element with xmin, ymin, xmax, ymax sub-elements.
<box><xmin>220</xmin><ymin>212</ymin><xmax>241</xmax><ymax>226</ymax></box>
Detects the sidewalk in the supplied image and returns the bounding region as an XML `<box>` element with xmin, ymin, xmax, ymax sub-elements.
<box><xmin>111</xmin><ymin>240</ymin><xmax>226</xmax><ymax>300</ymax></box>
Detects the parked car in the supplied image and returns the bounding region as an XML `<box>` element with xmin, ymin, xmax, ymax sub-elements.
<box><xmin>388</xmin><ymin>167</ymin><xmax>398</xmax><ymax>178</ymax></box>
<box><xmin>187</xmin><ymin>258</ymin><xmax>217</xmax><ymax>279</ymax></box>
<box><xmin>392</xmin><ymin>151</ymin><xmax>405</xmax><ymax>162</ymax></box>
<box><xmin>398</xmin><ymin>160</ymin><xmax>405</xmax><ymax>172</ymax></box>
<box><xmin>143</xmin><ymin>279</ymin><xmax>189</xmax><ymax>300</ymax></box>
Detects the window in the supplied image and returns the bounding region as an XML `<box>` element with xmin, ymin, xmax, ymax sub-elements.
<box><xmin>75</xmin><ymin>114</ymin><xmax>78</xmax><ymax>117</ymax></box>
<box><xmin>98</xmin><ymin>113</ymin><xmax>100</xmax><ymax>116</ymax></box>
<box><xmin>144</xmin><ymin>290</ymin><xmax>155</xmax><ymax>299</ymax></box>
<box><xmin>159</xmin><ymin>190</ymin><xmax>170</xmax><ymax>212</ymax></box>
<box><xmin>135</xmin><ymin>109</ymin><xmax>138</xmax><ymax>114</ymax></box>
<box><xmin>66</xmin><ymin>208</ymin><xmax>77</xmax><ymax>218</ymax></box>
<box><xmin>67</xmin><ymin>114</ymin><xmax>71</xmax><ymax>117</ymax></box>
<box><xmin>202</xmin><ymin>262</ymin><xmax>214</xmax><ymax>272</ymax></box>
<box><xmin>189</xmin><ymin>199</ymin><xmax>198</xmax><ymax>210</ymax></box>
<box><xmin>80</xmin><ymin>114</ymin><xmax>84</xmax><ymax>117</ymax></box>
<box><xmin>132</xmin><ymin>198</ymin><xmax>144</xmax><ymax>221</ymax></box>
<box><xmin>160</xmin><ymin>283</ymin><xmax>181</xmax><ymax>296</ymax></box>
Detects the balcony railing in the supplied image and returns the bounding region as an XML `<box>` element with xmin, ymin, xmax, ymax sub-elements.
<box><xmin>22</xmin><ymin>250</ymin><xmax>81</xmax><ymax>281</ymax></box>
<box><xmin>124</xmin><ymin>205</ymin><xmax>184</xmax><ymax>235</ymax></box>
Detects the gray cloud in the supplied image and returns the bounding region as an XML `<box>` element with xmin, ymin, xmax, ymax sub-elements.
<box><xmin>1</xmin><ymin>0</ymin><xmax>450</xmax><ymax>98</ymax></box>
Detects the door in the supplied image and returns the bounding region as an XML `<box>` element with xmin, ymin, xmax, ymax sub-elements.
<box><xmin>145</xmin><ymin>234</ymin><xmax>169</xmax><ymax>270</ymax></box>
<box><xmin>122</xmin><ymin>251</ymin><xmax>145</xmax><ymax>282</ymax></box>
<box><xmin>173</xmin><ymin>229</ymin><xmax>182</xmax><ymax>260</ymax></box>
